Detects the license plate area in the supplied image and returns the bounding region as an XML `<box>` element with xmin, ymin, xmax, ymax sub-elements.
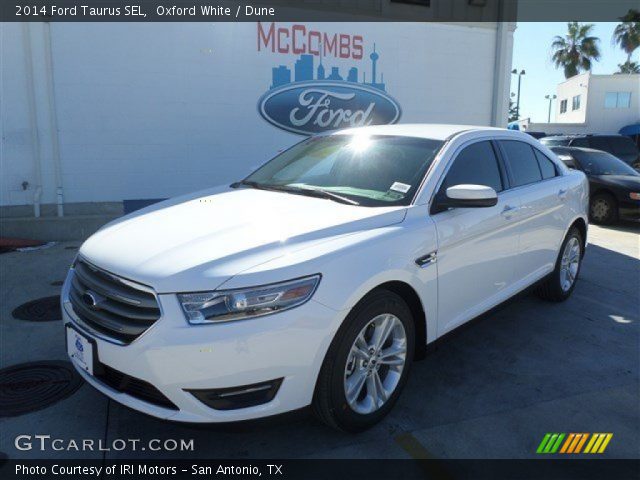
<box><xmin>66</xmin><ymin>325</ymin><xmax>95</xmax><ymax>375</ymax></box>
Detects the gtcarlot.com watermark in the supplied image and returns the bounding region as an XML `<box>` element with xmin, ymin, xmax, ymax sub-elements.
<box><xmin>15</xmin><ymin>434</ymin><xmax>195</xmax><ymax>452</ymax></box>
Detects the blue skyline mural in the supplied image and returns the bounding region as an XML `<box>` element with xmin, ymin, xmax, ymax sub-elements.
<box><xmin>270</xmin><ymin>45</ymin><xmax>386</xmax><ymax>91</ymax></box>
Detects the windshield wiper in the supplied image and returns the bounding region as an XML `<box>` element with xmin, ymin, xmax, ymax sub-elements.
<box><xmin>230</xmin><ymin>180</ymin><xmax>264</xmax><ymax>189</ymax></box>
<box><xmin>230</xmin><ymin>181</ymin><xmax>359</xmax><ymax>205</ymax></box>
<box><xmin>292</xmin><ymin>186</ymin><xmax>360</xmax><ymax>206</ymax></box>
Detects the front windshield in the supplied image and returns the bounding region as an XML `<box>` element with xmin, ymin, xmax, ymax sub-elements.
<box><xmin>242</xmin><ymin>134</ymin><xmax>445</xmax><ymax>206</ymax></box>
<box><xmin>572</xmin><ymin>150</ymin><xmax>639</xmax><ymax>176</ymax></box>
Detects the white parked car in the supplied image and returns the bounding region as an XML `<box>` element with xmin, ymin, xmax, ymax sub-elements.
<box><xmin>62</xmin><ymin>124</ymin><xmax>588</xmax><ymax>431</ymax></box>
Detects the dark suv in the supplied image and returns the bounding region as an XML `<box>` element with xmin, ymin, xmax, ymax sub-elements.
<box><xmin>541</xmin><ymin>134</ymin><xmax>639</xmax><ymax>168</ymax></box>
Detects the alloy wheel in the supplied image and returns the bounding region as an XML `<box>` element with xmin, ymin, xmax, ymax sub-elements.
<box><xmin>560</xmin><ymin>237</ymin><xmax>580</xmax><ymax>292</ymax></box>
<box><xmin>591</xmin><ymin>198</ymin><xmax>610</xmax><ymax>222</ymax></box>
<box><xmin>343</xmin><ymin>313</ymin><xmax>407</xmax><ymax>415</ymax></box>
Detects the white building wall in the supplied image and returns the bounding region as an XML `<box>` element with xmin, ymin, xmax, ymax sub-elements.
<box><xmin>583</xmin><ymin>74</ymin><xmax>640</xmax><ymax>133</ymax></box>
<box><xmin>1</xmin><ymin>22</ymin><xmax>512</xmax><ymax>207</ymax></box>
<box><xmin>552</xmin><ymin>72</ymin><xmax>639</xmax><ymax>133</ymax></box>
<box><xmin>555</xmin><ymin>73</ymin><xmax>589</xmax><ymax>123</ymax></box>
<box><xmin>520</xmin><ymin>72</ymin><xmax>639</xmax><ymax>135</ymax></box>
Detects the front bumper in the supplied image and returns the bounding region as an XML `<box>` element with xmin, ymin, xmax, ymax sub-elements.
<box><xmin>618</xmin><ymin>200</ymin><xmax>640</xmax><ymax>221</ymax></box>
<box><xmin>61</xmin><ymin>270</ymin><xmax>342</xmax><ymax>423</ymax></box>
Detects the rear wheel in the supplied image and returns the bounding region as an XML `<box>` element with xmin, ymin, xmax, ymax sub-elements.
<box><xmin>313</xmin><ymin>290</ymin><xmax>415</xmax><ymax>432</ymax></box>
<box><xmin>590</xmin><ymin>193</ymin><xmax>617</xmax><ymax>224</ymax></box>
<box><xmin>536</xmin><ymin>226</ymin><xmax>583</xmax><ymax>302</ymax></box>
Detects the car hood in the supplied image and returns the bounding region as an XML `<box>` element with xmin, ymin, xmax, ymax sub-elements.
<box><xmin>592</xmin><ymin>175</ymin><xmax>640</xmax><ymax>189</ymax></box>
<box><xmin>79</xmin><ymin>187</ymin><xmax>407</xmax><ymax>293</ymax></box>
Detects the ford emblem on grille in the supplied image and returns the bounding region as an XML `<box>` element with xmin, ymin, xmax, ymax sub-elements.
<box><xmin>82</xmin><ymin>291</ymin><xmax>104</xmax><ymax>310</ymax></box>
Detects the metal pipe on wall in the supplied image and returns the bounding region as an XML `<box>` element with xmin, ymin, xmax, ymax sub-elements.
<box><xmin>22</xmin><ymin>23</ymin><xmax>44</xmax><ymax>218</ymax></box>
<box><xmin>43</xmin><ymin>22</ymin><xmax>64</xmax><ymax>217</ymax></box>
<box><xmin>491</xmin><ymin>0</ymin><xmax>511</xmax><ymax>127</ymax></box>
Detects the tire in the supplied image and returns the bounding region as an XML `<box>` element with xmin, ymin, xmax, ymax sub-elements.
<box><xmin>536</xmin><ymin>226</ymin><xmax>584</xmax><ymax>302</ymax></box>
<box><xmin>590</xmin><ymin>193</ymin><xmax>618</xmax><ymax>225</ymax></box>
<box><xmin>312</xmin><ymin>290</ymin><xmax>415</xmax><ymax>432</ymax></box>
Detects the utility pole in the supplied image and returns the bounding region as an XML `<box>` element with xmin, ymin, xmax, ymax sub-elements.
<box><xmin>545</xmin><ymin>94</ymin><xmax>557</xmax><ymax>123</ymax></box>
<box><xmin>511</xmin><ymin>69</ymin><xmax>525</xmax><ymax>119</ymax></box>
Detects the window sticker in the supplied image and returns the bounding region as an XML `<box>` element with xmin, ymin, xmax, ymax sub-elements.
<box><xmin>390</xmin><ymin>182</ymin><xmax>411</xmax><ymax>194</ymax></box>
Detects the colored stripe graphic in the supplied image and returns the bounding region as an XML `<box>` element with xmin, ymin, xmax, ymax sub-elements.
<box><xmin>537</xmin><ymin>433</ymin><xmax>565</xmax><ymax>453</ymax></box>
<box><xmin>598</xmin><ymin>433</ymin><xmax>613</xmax><ymax>453</ymax></box>
<box><xmin>550</xmin><ymin>433</ymin><xmax>565</xmax><ymax>453</ymax></box>
<box><xmin>567</xmin><ymin>433</ymin><xmax>582</xmax><ymax>453</ymax></box>
<box><xmin>574</xmin><ymin>433</ymin><xmax>589</xmax><ymax>453</ymax></box>
<box><xmin>584</xmin><ymin>433</ymin><xmax>613</xmax><ymax>454</ymax></box>
<box><xmin>539</xmin><ymin>433</ymin><xmax>613</xmax><ymax>454</ymax></box>
<box><xmin>536</xmin><ymin>434</ymin><xmax>552</xmax><ymax>453</ymax></box>
<box><xmin>560</xmin><ymin>433</ymin><xmax>575</xmax><ymax>453</ymax></box>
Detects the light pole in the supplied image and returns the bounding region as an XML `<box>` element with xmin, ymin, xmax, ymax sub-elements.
<box><xmin>545</xmin><ymin>94</ymin><xmax>557</xmax><ymax>123</ymax></box>
<box><xmin>511</xmin><ymin>69</ymin><xmax>525</xmax><ymax>119</ymax></box>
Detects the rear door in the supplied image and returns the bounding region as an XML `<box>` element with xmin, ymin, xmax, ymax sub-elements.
<box><xmin>498</xmin><ymin>140</ymin><xmax>567</xmax><ymax>285</ymax></box>
<box><xmin>431</xmin><ymin>140</ymin><xmax>521</xmax><ymax>335</ymax></box>
<box><xmin>608</xmin><ymin>136</ymin><xmax>639</xmax><ymax>165</ymax></box>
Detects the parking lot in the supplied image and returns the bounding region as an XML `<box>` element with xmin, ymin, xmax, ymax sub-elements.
<box><xmin>0</xmin><ymin>223</ymin><xmax>638</xmax><ymax>460</ymax></box>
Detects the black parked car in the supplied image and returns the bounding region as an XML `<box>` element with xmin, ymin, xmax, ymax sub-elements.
<box><xmin>542</xmin><ymin>134</ymin><xmax>640</xmax><ymax>169</ymax></box>
<box><xmin>551</xmin><ymin>146</ymin><xmax>640</xmax><ymax>224</ymax></box>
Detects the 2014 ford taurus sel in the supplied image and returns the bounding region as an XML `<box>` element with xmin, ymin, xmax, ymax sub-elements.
<box><xmin>62</xmin><ymin>125</ymin><xmax>589</xmax><ymax>431</ymax></box>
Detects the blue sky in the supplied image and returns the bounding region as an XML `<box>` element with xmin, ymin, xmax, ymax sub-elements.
<box><xmin>511</xmin><ymin>22</ymin><xmax>639</xmax><ymax>123</ymax></box>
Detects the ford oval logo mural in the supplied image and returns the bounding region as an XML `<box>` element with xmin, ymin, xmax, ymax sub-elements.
<box><xmin>257</xmin><ymin>38</ymin><xmax>402</xmax><ymax>135</ymax></box>
<box><xmin>259</xmin><ymin>81</ymin><xmax>401</xmax><ymax>135</ymax></box>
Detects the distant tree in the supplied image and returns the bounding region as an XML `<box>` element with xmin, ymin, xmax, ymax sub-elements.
<box><xmin>616</xmin><ymin>60</ymin><xmax>640</xmax><ymax>74</ymax></box>
<box><xmin>612</xmin><ymin>9</ymin><xmax>640</xmax><ymax>65</ymax></box>
<box><xmin>508</xmin><ymin>100</ymin><xmax>519</xmax><ymax>123</ymax></box>
<box><xmin>551</xmin><ymin>22</ymin><xmax>601</xmax><ymax>79</ymax></box>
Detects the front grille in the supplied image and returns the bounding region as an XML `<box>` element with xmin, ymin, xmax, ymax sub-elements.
<box><xmin>69</xmin><ymin>258</ymin><xmax>160</xmax><ymax>344</ymax></box>
<box><xmin>95</xmin><ymin>363</ymin><xmax>178</xmax><ymax>410</ymax></box>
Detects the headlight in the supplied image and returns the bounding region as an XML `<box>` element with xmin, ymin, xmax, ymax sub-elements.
<box><xmin>178</xmin><ymin>275</ymin><xmax>321</xmax><ymax>324</ymax></box>
<box><xmin>630</xmin><ymin>192</ymin><xmax>640</xmax><ymax>200</ymax></box>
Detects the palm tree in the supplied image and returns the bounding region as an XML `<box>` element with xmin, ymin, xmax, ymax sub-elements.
<box><xmin>551</xmin><ymin>22</ymin><xmax>601</xmax><ymax>79</ymax></box>
<box><xmin>612</xmin><ymin>10</ymin><xmax>640</xmax><ymax>64</ymax></box>
<box><xmin>616</xmin><ymin>60</ymin><xmax>640</xmax><ymax>74</ymax></box>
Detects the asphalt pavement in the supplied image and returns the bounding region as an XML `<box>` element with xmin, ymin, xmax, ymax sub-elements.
<box><xmin>0</xmin><ymin>223</ymin><xmax>638</xmax><ymax>459</ymax></box>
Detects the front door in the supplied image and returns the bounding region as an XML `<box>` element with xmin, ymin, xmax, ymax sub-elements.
<box><xmin>431</xmin><ymin>140</ymin><xmax>521</xmax><ymax>336</ymax></box>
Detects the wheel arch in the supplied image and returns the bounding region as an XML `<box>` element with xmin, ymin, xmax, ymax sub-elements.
<box><xmin>369</xmin><ymin>281</ymin><xmax>427</xmax><ymax>360</ymax></box>
<box><xmin>568</xmin><ymin>216</ymin><xmax>588</xmax><ymax>257</ymax></box>
<box><xmin>590</xmin><ymin>187</ymin><xmax>618</xmax><ymax>203</ymax></box>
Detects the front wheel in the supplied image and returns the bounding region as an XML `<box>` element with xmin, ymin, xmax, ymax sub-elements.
<box><xmin>313</xmin><ymin>290</ymin><xmax>415</xmax><ymax>432</ymax></box>
<box><xmin>536</xmin><ymin>226</ymin><xmax>583</xmax><ymax>302</ymax></box>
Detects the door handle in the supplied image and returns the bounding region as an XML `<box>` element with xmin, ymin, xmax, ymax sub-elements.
<box><xmin>415</xmin><ymin>252</ymin><xmax>437</xmax><ymax>268</ymax></box>
<box><xmin>501</xmin><ymin>205</ymin><xmax>518</xmax><ymax>217</ymax></box>
<box><xmin>558</xmin><ymin>188</ymin><xmax>568</xmax><ymax>199</ymax></box>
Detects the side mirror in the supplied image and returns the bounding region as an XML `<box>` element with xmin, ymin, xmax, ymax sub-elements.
<box><xmin>442</xmin><ymin>184</ymin><xmax>498</xmax><ymax>208</ymax></box>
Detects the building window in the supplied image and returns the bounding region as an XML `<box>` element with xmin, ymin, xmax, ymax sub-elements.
<box><xmin>572</xmin><ymin>95</ymin><xmax>581</xmax><ymax>111</ymax></box>
<box><xmin>560</xmin><ymin>99</ymin><xmax>568</xmax><ymax>114</ymax></box>
<box><xmin>605</xmin><ymin>91</ymin><xmax>631</xmax><ymax>108</ymax></box>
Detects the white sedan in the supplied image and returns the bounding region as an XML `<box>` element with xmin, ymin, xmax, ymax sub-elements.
<box><xmin>62</xmin><ymin>124</ymin><xmax>588</xmax><ymax>431</ymax></box>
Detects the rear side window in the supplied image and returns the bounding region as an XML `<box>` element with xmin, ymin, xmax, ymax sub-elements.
<box><xmin>500</xmin><ymin>141</ymin><xmax>542</xmax><ymax>187</ymax></box>
<box><xmin>443</xmin><ymin>141</ymin><xmax>503</xmax><ymax>193</ymax></box>
<box><xmin>587</xmin><ymin>137</ymin><xmax>612</xmax><ymax>152</ymax></box>
<box><xmin>609</xmin><ymin>136</ymin><xmax>638</xmax><ymax>156</ymax></box>
<box><xmin>533</xmin><ymin>149</ymin><xmax>558</xmax><ymax>179</ymax></box>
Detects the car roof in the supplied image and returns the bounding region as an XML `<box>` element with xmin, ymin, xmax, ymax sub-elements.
<box><xmin>550</xmin><ymin>146</ymin><xmax>611</xmax><ymax>154</ymax></box>
<box><xmin>331</xmin><ymin>123</ymin><xmax>509</xmax><ymax>141</ymax></box>
<box><xmin>545</xmin><ymin>134</ymin><xmax>627</xmax><ymax>140</ymax></box>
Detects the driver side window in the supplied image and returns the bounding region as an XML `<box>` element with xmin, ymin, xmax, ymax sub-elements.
<box><xmin>442</xmin><ymin>141</ymin><xmax>504</xmax><ymax>193</ymax></box>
